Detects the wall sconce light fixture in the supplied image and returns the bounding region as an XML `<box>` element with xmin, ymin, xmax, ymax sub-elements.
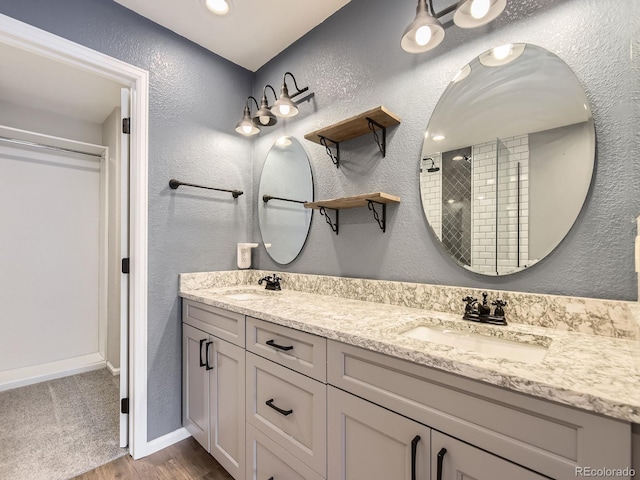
<box><xmin>236</xmin><ymin>72</ymin><xmax>309</xmax><ymax>136</ymax></box>
<box><xmin>401</xmin><ymin>0</ymin><xmax>508</xmax><ymax>53</ymax></box>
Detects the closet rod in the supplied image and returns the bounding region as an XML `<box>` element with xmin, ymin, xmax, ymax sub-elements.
<box><xmin>0</xmin><ymin>135</ymin><xmax>104</xmax><ymax>158</ymax></box>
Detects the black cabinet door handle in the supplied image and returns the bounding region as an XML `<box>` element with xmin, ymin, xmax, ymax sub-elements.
<box><xmin>411</xmin><ymin>435</ymin><xmax>420</xmax><ymax>480</ymax></box>
<box><xmin>436</xmin><ymin>447</ymin><xmax>447</xmax><ymax>480</ymax></box>
<box><xmin>266</xmin><ymin>339</ymin><xmax>293</xmax><ymax>351</ymax></box>
<box><xmin>267</xmin><ymin>478</ymin><xmax>274</xmax><ymax>480</ymax></box>
<box><xmin>265</xmin><ymin>398</ymin><xmax>293</xmax><ymax>416</ymax></box>
<box><xmin>205</xmin><ymin>341</ymin><xmax>214</xmax><ymax>370</ymax></box>
<box><xmin>199</xmin><ymin>338</ymin><xmax>206</xmax><ymax>367</ymax></box>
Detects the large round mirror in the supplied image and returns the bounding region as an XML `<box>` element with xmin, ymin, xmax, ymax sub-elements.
<box><xmin>258</xmin><ymin>136</ymin><xmax>313</xmax><ymax>264</ymax></box>
<box><xmin>420</xmin><ymin>43</ymin><xmax>594</xmax><ymax>276</ymax></box>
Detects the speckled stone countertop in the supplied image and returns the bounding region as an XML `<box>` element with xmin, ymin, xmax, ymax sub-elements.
<box><xmin>180</xmin><ymin>281</ymin><xmax>640</xmax><ymax>423</ymax></box>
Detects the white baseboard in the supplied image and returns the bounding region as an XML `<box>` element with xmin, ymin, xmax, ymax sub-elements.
<box><xmin>106</xmin><ymin>360</ymin><xmax>120</xmax><ymax>376</ymax></box>
<box><xmin>143</xmin><ymin>427</ymin><xmax>191</xmax><ymax>457</ymax></box>
<box><xmin>0</xmin><ymin>352</ymin><xmax>106</xmax><ymax>392</ymax></box>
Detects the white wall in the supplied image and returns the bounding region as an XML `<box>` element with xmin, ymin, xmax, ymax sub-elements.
<box><xmin>102</xmin><ymin>107</ymin><xmax>121</xmax><ymax>370</ymax></box>
<box><xmin>0</xmin><ymin>100</ymin><xmax>102</xmax><ymax>145</ymax></box>
<box><xmin>0</xmin><ymin>142</ymin><xmax>101</xmax><ymax>371</ymax></box>
<box><xmin>529</xmin><ymin>121</ymin><xmax>594</xmax><ymax>260</ymax></box>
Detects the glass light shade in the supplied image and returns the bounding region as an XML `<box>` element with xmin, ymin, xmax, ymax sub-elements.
<box><xmin>235</xmin><ymin>106</ymin><xmax>259</xmax><ymax>136</ymax></box>
<box><xmin>272</xmin><ymin>85</ymin><xmax>299</xmax><ymax>118</ymax></box>
<box><xmin>401</xmin><ymin>0</ymin><xmax>445</xmax><ymax>53</ymax></box>
<box><xmin>453</xmin><ymin>0</ymin><xmax>507</xmax><ymax>28</ymax></box>
<box><xmin>252</xmin><ymin>97</ymin><xmax>277</xmax><ymax>127</ymax></box>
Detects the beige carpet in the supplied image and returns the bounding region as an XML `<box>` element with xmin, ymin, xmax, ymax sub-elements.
<box><xmin>0</xmin><ymin>368</ymin><xmax>127</xmax><ymax>480</ymax></box>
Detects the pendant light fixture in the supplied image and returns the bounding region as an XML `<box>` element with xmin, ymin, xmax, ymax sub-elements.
<box><xmin>453</xmin><ymin>0</ymin><xmax>506</xmax><ymax>28</ymax></box>
<box><xmin>401</xmin><ymin>0</ymin><xmax>445</xmax><ymax>53</ymax></box>
<box><xmin>272</xmin><ymin>72</ymin><xmax>309</xmax><ymax>118</ymax></box>
<box><xmin>252</xmin><ymin>85</ymin><xmax>278</xmax><ymax>127</ymax></box>
<box><xmin>235</xmin><ymin>96</ymin><xmax>260</xmax><ymax>136</ymax></box>
<box><xmin>401</xmin><ymin>0</ymin><xmax>508</xmax><ymax>53</ymax></box>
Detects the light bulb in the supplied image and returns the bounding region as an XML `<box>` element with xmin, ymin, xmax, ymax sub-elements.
<box><xmin>470</xmin><ymin>0</ymin><xmax>491</xmax><ymax>19</ymax></box>
<box><xmin>260</xmin><ymin>116</ymin><xmax>270</xmax><ymax>125</ymax></box>
<box><xmin>278</xmin><ymin>104</ymin><xmax>291</xmax><ymax>116</ymax></box>
<box><xmin>276</xmin><ymin>136</ymin><xmax>292</xmax><ymax>147</ymax></box>
<box><xmin>492</xmin><ymin>44</ymin><xmax>513</xmax><ymax>60</ymax></box>
<box><xmin>415</xmin><ymin>26</ymin><xmax>432</xmax><ymax>47</ymax></box>
<box><xmin>205</xmin><ymin>0</ymin><xmax>230</xmax><ymax>15</ymax></box>
<box><xmin>242</xmin><ymin>125</ymin><xmax>252</xmax><ymax>134</ymax></box>
<box><xmin>432</xmin><ymin>134</ymin><xmax>446</xmax><ymax>141</ymax></box>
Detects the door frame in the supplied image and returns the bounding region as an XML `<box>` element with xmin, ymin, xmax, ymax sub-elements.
<box><xmin>0</xmin><ymin>13</ymin><xmax>150</xmax><ymax>459</ymax></box>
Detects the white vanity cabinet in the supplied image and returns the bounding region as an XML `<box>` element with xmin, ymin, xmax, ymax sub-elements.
<box><xmin>245</xmin><ymin>317</ymin><xmax>327</xmax><ymax>480</ymax></box>
<box><xmin>327</xmin><ymin>339</ymin><xmax>632</xmax><ymax>480</ymax></box>
<box><xmin>328</xmin><ymin>386</ymin><xmax>430</xmax><ymax>480</ymax></box>
<box><xmin>182</xmin><ymin>300</ymin><xmax>246</xmax><ymax>480</ymax></box>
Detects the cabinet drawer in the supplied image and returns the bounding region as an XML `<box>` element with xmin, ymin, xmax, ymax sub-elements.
<box><xmin>246</xmin><ymin>352</ymin><xmax>326</xmax><ymax>477</ymax></box>
<box><xmin>328</xmin><ymin>340</ymin><xmax>631</xmax><ymax>480</ymax></box>
<box><xmin>245</xmin><ymin>423</ymin><xmax>324</xmax><ymax>480</ymax></box>
<box><xmin>183</xmin><ymin>299</ymin><xmax>245</xmax><ymax>347</ymax></box>
<box><xmin>246</xmin><ymin>317</ymin><xmax>326</xmax><ymax>382</ymax></box>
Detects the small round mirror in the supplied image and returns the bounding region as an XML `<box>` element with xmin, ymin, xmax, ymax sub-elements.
<box><xmin>420</xmin><ymin>44</ymin><xmax>594</xmax><ymax>276</ymax></box>
<box><xmin>258</xmin><ymin>137</ymin><xmax>313</xmax><ymax>264</ymax></box>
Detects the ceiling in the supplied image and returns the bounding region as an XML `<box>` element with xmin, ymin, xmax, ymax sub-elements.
<box><xmin>113</xmin><ymin>0</ymin><xmax>352</xmax><ymax>72</ymax></box>
<box><xmin>0</xmin><ymin>42</ymin><xmax>123</xmax><ymax>125</ymax></box>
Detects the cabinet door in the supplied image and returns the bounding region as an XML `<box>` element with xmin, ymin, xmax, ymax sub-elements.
<box><xmin>183</xmin><ymin>323</ymin><xmax>210</xmax><ymax>451</ymax></box>
<box><xmin>431</xmin><ymin>431</ymin><xmax>547</xmax><ymax>480</ymax></box>
<box><xmin>328</xmin><ymin>386</ymin><xmax>430</xmax><ymax>480</ymax></box>
<box><xmin>210</xmin><ymin>337</ymin><xmax>246</xmax><ymax>480</ymax></box>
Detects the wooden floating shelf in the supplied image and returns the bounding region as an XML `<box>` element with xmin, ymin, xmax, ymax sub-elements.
<box><xmin>305</xmin><ymin>192</ymin><xmax>400</xmax><ymax>235</ymax></box>
<box><xmin>304</xmin><ymin>192</ymin><xmax>400</xmax><ymax>210</ymax></box>
<box><xmin>304</xmin><ymin>106</ymin><xmax>401</xmax><ymax>145</ymax></box>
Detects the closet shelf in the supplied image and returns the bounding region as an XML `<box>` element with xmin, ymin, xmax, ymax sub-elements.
<box><xmin>304</xmin><ymin>106</ymin><xmax>401</xmax><ymax>167</ymax></box>
<box><xmin>304</xmin><ymin>192</ymin><xmax>400</xmax><ymax>235</ymax></box>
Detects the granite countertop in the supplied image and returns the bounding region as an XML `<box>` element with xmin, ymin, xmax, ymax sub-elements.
<box><xmin>180</xmin><ymin>284</ymin><xmax>640</xmax><ymax>423</ymax></box>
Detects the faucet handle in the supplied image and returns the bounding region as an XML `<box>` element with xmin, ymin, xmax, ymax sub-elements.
<box><xmin>462</xmin><ymin>295</ymin><xmax>477</xmax><ymax>314</ymax></box>
<box><xmin>491</xmin><ymin>299</ymin><xmax>507</xmax><ymax>317</ymax></box>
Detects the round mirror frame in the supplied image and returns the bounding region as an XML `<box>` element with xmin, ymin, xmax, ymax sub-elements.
<box><xmin>258</xmin><ymin>137</ymin><xmax>314</xmax><ymax>265</ymax></box>
<box><xmin>420</xmin><ymin>44</ymin><xmax>595</xmax><ymax>276</ymax></box>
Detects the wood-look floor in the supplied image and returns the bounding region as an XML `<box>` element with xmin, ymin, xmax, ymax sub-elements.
<box><xmin>72</xmin><ymin>437</ymin><xmax>233</xmax><ymax>480</ymax></box>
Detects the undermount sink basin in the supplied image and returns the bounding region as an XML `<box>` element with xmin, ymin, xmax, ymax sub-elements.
<box><xmin>219</xmin><ymin>288</ymin><xmax>278</xmax><ymax>301</ymax></box>
<box><xmin>401</xmin><ymin>324</ymin><xmax>549</xmax><ymax>364</ymax></box>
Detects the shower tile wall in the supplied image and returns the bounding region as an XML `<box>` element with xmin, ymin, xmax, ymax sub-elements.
<box><xmin>421</xmin><ymin>153</ymin><xmax>442</xmax><ymax>239</ymax></box>
<box><xmin>442</xmin><ymin>149</ymin><xmax>472</xmax><ymax>266</ymax></box>
<box><xmin>471</xmin><ymin>135</ymin><xmax>530</xmax><ymax>275</ymax></box>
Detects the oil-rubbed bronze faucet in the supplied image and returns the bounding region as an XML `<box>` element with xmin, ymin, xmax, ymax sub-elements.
<box><xmin>258</xmin><ymin>274</ymin><xmax>282</xmax><ymax>291</ymax></box>
<box><xmin>462</xmin><ymin>292</ymin><xmax>507</xmax><ymax>325</ymax></box>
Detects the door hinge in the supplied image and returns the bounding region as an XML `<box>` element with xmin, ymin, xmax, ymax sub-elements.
<box><xmin>122</xmin><ymin>117</ymin><xmax>131</xmax><ymax>134</ymax></box>
<box><xmin>121</xmin><ymin>398</ymin><xmax>130</xmax><ymax>414</ymax></box>
<box><xmin>122</xmin><ymin>258</ymin><xmax>130</xmax><ymax>274</ymax></box>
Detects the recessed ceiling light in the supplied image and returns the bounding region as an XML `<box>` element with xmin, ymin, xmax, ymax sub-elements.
<box><xmin>202</xmin><ymin>0</ymin><xmax>232</xmax><ymax>16</ymax></box>
<box><xmin>432</xmin><ymin>134</ymin><xmax>445</xmax><ymax>141</ymax></box>
<box><xmin>452</xmin><ymin>155</ymin><xmax>464</xmax><ymax>161</ymax></box>
<box><xmin>447</xmin><ymin>199</ymin><xmax>455</xmax><ymax>204</ymax></box>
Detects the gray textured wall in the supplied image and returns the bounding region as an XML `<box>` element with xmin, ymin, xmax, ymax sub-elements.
<box><xmin>253</xmin><ymin>0</ymin><xmax>640</xmax><ymax>301</ymax></box>
<box><xmin>0</xmin><ymin>0</ymin><xmax>253</xmax><ymax>440</ymax></box>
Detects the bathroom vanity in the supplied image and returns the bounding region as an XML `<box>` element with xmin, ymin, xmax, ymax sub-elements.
<box><xmin>179</xmin><ymin>271</ymin><xmax>640</xmax><ymax>480</ymax></box>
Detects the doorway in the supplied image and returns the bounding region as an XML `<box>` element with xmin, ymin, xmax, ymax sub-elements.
<box><xmin>0</xmin><ymin>12</ymin><xmax>149</xmax><ymax>461</ymax></box>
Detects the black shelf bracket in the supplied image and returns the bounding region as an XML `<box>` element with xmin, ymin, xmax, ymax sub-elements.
<box><xmin>366</xmin><ymin>117</ymin><xmax>387</xmax><ymax>157</ymax></box>
<box><xmin>319</xmin><ymin>136</ymin><xmax>340</xmax><ymax>168</ymax></box>
<box><xmin>169</xmin><ymin>179</ymin><xmax>243</xmax><ymax>198</ymax></box>
<box><xmin>319</xmin><ymin>206</ymin><xmax>339</xmax><ymax>235</ymax></box>
<box><xmin>367</xmin><ymin>200</ymin><xmax>387</xmax><ymax>232</ymax></box>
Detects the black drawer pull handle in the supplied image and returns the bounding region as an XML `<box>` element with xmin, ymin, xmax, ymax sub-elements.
<box><xmin>265</xmin><ymin>398</ymin><xmax>293</xmax><ymax>416</ymax></box>
<box><xmin>199</xmin><ymin>338</ymin><xmax>206</xmax><ymax>367</ymax></box>
<box><xmin>436</xmin><ymin>447</ymin><xmax>447</xmax><ymax>480</ymax></box>
<box><xmin>267</xmin><ymin>478</ymin><xmax>274</xmax><ymax>480</ymax></box>
<box><xmin>266</xmin><ymin>339</ymin><xmax>293</xmax><ymax>351</ymax></box>
<box><xmin>205</xmin><ymin>341</ymin><xmax>214</xmax><ymax>370</ymax></box>
<box><xmin>411</xmin><ymin>435</ymin><xmax>420</xmax><ymax>480</ymax></box>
